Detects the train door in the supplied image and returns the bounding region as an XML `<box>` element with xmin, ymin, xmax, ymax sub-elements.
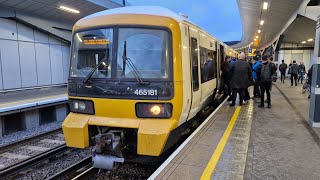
<box><xmin>188</xmin><ymin>28</ymin><xmax>201</xmax><ymax>119</ymax></box>
<box><xmin>217</xmin><ymin>44</ymin><xmax>225</xmax><ymax>91</ymax></box>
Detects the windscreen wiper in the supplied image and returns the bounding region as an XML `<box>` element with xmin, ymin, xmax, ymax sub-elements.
<box><xmin>122</xmin><ymin>41</ymin><xmax>148</xmax><ymax>85</ymax></box>
<box><xmin>83</xmin><ymin>44</ymin><xmax>110</xmax><ymax>84</ymax></box>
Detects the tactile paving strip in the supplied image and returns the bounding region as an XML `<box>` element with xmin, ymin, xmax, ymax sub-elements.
<box><xmin>212</xmin><ymin>101</ymin><xmax>254</xmax><ymax>180</ymax></box>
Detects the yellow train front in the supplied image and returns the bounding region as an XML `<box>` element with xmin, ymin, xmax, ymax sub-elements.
<box><xmin>62</xmin><ymin>6</ymin><xmax>237</xmax><ymax>169</ymax></box>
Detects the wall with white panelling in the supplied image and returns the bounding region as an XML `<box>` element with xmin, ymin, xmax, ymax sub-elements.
<box><xmin>0</xmin><ymin>18</ymin><xmax>70</xmax><ymax>91</ymax></box>
<box><xmin>277</xmin><ymin>43</ymin><xmax>314</xmax><ymax>77</ymax></box>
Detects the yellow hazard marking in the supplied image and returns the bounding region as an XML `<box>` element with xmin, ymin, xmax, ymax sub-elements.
<box><xmin>200</xmin><ymin>106</ymin><xmax>241</xmax><ymax>180</ymax></box>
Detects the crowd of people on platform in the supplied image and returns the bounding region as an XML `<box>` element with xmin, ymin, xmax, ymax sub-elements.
<box><xmin>221</xmin><ymin>52</ymin><xmax>313</xmax><ymax>108</ymax></box>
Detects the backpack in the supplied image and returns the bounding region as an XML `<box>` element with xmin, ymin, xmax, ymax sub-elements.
<box><xmin>261</xmin><ymin>63</ymin><xmax>272</xmax><ymax>82</ymax></box>
<box><xmin>279</xmin><ymin>63</ymin><xmax>287</xmax><ymax>72</ymax></box>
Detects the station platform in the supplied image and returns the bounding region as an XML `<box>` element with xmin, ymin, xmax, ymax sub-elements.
<box><xmin>0</xmin><ymin>86</ymin><xmax>67</xmax><ymax>115</ymax></box>
<box><xmin>150</xmin><ymin>81</ymin><xmax>320</xmax><ymax>180</ymax></box>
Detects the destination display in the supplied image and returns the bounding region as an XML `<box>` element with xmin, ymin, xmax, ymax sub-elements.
<box><xmin>83</xmin><ymin>39</ymin><xmax>109</xmax><ymax>45</ymax></box>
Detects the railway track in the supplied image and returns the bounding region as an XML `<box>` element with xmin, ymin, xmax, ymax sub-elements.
<box><xmin>0</xmin><ymin>128</ymin><xmax>68</xmax><ymax>178</ymax></box>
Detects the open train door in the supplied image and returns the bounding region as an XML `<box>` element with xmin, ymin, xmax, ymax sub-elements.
<box><xmin>187</xmin><ymin>27</ymin><xmax>201</xmax><ymax>118</ymax></box>
<box><xmin>216</xmin><ymin>44</ymin><xmax>225</xmax><ymax>92</ymax></box>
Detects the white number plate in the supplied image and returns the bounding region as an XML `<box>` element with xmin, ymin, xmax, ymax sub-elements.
<box><xmin>134</xmin><ymin>89</ymin><xmax>158</xmax><ymax>96</ymax></box>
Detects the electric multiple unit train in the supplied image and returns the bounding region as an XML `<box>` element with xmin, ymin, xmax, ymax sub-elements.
<box><xmin>62</xmin><ymin>6</ymin><xmax>237</xmax><ymax>169</ymax></box>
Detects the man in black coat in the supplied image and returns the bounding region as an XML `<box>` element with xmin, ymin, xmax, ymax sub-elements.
<box><xmin>221</xmin><ymin>56</ymin><xmax>232</xmax><ymax>100</ymax></box>
<box><xmin>229</xmin><ymin>53</ymin><xmax>252</xmax><ymax>106</ymax></box>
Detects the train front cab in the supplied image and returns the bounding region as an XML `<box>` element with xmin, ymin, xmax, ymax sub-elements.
<box><xmin>62</xmin><ymin>14</ymin><xmax>184</xmax><ymax>159</ymax></box>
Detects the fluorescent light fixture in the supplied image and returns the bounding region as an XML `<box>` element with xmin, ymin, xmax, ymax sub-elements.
<box><xmin>256</xmin><ymin>36</ymin><xmax>259</xmax><ymax>38</ymax></box>
<box><xmin>263</xmin><ymin>2</ymin><xmax>268</xmax><ymax>10</ymax></box>
<box><xmin>308</xmin><ymin>39</ymin><xmax>314</xmax><ymax>41</ymax></box>
<box><xmin>258</xmin><ymin>30</ymin><xmax>261</xmax><ymax>33</ymax></box>
<box><xmin>254</xmin><ymin>38</ymin><xmax>257</xmax><ymax>41</ymax></box>
<box><xmin>301</xmin><ymin>41</ymin><xmax>306</xmax><ymax>44</ymax></box>
<box><xmin>76</xmin><ymin>33</ymin><xmax>82</xmax><ymax>42</ymax></box>
<box><xmin>260</xmin><ymin>20</ymin><xmax>264</xmax><ymax>25</ymax></box>
<box><xmin>59</xmin><ymin>6</ymin><xmax>80</xmax><ymax>14</ymax></box>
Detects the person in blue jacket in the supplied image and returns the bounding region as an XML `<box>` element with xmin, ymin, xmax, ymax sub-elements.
<box><xmin>252</xmin><ymin>56</ymin><xmax>261</xmax><ymax>98</ymax></box>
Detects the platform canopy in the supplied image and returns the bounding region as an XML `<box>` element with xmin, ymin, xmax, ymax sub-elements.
<box><xmin>0</xmin><ymin>0</ymin><xmax>123</xmax><ymax>23</ymax></box>
<box><xmin>233</xmin><ymin>0</ymin><xmax>305</xmax><ymax>49</ymax></box>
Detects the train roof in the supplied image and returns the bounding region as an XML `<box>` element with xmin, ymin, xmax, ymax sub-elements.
<box><xmin>77</xmin><ymin>6</ymin><xmax>237</xmax><ymax>54</ymax></box>
<box><xmin>82</xmin><ymin>6</ymin><xmax>190</xmax><ymax>24</ymax></box>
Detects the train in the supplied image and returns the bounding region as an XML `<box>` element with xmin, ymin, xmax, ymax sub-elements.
<box><xmin>62</xmin><ymin>6</ymin><xmax>238</xmax><ymax>169</ymax></box>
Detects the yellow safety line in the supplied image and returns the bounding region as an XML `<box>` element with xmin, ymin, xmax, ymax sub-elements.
<box><xmin>200</xmin><ymin>106</ymin><xmax>241</xmax><ymax>180</ymax></box>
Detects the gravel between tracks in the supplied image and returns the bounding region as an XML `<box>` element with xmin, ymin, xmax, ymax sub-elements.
<box><xmin>92</xmin><ymin>164</ymin><xmax>158</xmax><ymax>180</ymax></box>
<box><xmin>0</xmin><ymin>121</ymin><xmax>62</xmax><ymax>146</ymax></box>
<box><xmin>12</xmin><ymin>147</ymin><xmax>92</xmax><ymax>180</ymax></box>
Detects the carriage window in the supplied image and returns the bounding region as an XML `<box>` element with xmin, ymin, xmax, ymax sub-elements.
<box><xmin>191</xmin><ymin>38</ymin><xmax>199</xmax><ymax>91</ymax></box>
<box><xmin>200</xmin><ymin>47</ymin><xmax>217</xmax><ymax>83</ymax></box>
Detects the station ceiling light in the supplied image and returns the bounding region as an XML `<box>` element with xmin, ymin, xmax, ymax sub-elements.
<box><xmin>254</xmin><ymin>38</ymin><xmax>257</xmax><ymax>41</ymax></box>
<box><xmin>59</xmin><ymin>6</ymin><xmax>80</xmax><ymax>14</ymax></box>
<box><xmin>263</xmin><ymin>2</ymin><xmax>268</xmax><ymax>10</ymax></box>
<box><xmin>308</xmin><ymin>39</ymin><xmax>314</xmax><ymax>42</ymax></box>
<box><xmin>258</xmin><ymin>30</ymin><xmax>261</xmax><ymax>33</ymax></box>
<box><xmin>260</xmin><ymin>20</ymin><xmax>265</xmax><ymax>25</ymax></box>
<box><xmin>256</xmin><ymin>36</ymin><xmax>259</xmax><ymax>38</ymax></box>
<box><xmin>301</xmin><ymin>41</ymin><xmax>306</xmax><ymax>44</ymax></box>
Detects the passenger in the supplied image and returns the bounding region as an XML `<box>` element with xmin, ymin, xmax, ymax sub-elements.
<box><xmin>279</xmin><ymin>60</ymin><xmax>287</xmax><ymax>83</ymax></box>
<box><xmin>290</xmin><ymin>60</ymin><xmax>299</xmax><ymax>86</ymax></box>
<box><xmin>221</xmin><ymin>56</ymin><xmax>232</xmax><ymax>100</ymax></box>
<box><xmin>268</xmin><ymin>57</ymin><xmax>277</xmax><ymax>91</ymax></box>
<box><xmin>298</xmin><ymin>62</ymin><xmax>306</xmax><ymax>84</ymax></box>
<box><xmin>256</xmin><ymin>55</ymin><xmax>275</xmax><ymax>108</ymax></box>
<box><xmin>307</xmin><ymin>65</ymin><xmax>313</xmax><ymax>99</ymax></box>
<box><xmin>229</xmin><ymin>52</ymin><xmax>252</xmax><ymax>106</ymax></box>
<box><xmin>252</xmin><ymin>56</ymin><xmax>261</xmax><ymax>98</ymax></box>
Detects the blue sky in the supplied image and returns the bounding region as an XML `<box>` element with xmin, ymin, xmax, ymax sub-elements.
<box><xmin>127</xmin><ymin>0</ymin><xmax>242</xmax><ymax>42</ymax></box>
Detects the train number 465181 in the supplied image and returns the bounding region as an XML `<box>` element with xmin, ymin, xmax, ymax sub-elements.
<box><xmin>134</xmin><ymin>89</ymin><xmax>158</xmax><ymax>96</ymax></box>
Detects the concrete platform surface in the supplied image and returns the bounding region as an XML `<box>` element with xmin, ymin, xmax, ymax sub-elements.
<box><xmin>0</xmin><ymin>86</ymin><xmax>67</xmax><ymax>114</ymax></box>
<box><xmin>150</xmin><ymin>81</ymin><xmax>320</xmax><ymax>180</ymax></box>
<box><xmin>151</xmin><ymin>100</ymin><xmax>254</xmax><ymax>180</ymax></box>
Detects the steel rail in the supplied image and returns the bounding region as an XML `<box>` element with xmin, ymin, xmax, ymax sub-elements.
<box><xmin>0</xmin><ymin>128</ymin><xmax>62</xmax><ymax>153</ymax></box>
<box><xmin>0</xmin><ymin>144</ymin><xmax>68</xmax><ymax>178</ymax></box>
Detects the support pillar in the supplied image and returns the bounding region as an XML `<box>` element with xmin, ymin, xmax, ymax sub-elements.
<box><xmin>309</xmin><ymin>15</ymin><xmax>320</xmax><ymax>127</ymax></box>
<box><xmin>55</xmin><ymin>104</ymin><xmax>68</xmax><ymax>122</ymax></box>
<box><xmin>23</xmin><ymin>109</ymin><xmax>40</xmax><ymax>130</ymax></box>
<box><xmin>0</xmin><ymin>116</ymin><xmax>3</xmax><ymax>137</ymax></box>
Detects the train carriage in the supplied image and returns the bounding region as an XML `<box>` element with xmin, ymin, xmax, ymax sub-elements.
<box><xmin>62</xmin><ymin>6</ymin><xmax>237</xmax><ymax>169</ymax></box>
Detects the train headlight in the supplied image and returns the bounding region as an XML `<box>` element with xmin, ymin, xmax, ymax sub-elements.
<box><xmin>69</xmin><ymin>99</ymin><xmax>94</xmax><ymax>115</ymax></box>
<box><xmin>135</xmin><ymin>103</ymin><xmax>172</xmax><ymax>118</ymax></box>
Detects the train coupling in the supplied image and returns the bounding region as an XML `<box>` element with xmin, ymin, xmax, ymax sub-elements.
<box><xmin>93</xmin><ymin>154</ymin><xmax>124</xmax><ymax>169</ymax></box>
<box><xmin>92</xmin><ymin>130</ymin><xmax>125</xmax><ymax>170</ymax></box>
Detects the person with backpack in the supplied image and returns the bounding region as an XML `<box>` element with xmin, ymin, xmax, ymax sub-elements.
<box><xmin>256</xmin><ymin>55</ymin><xmax>275</xmax><ymax>108</ymax></box>
<box><xmin>268</xmin><ymin>57</ymin><xmax>277</xmax><ymax>86</ymax></box>
<box><xmin>298</xmin><ymin>62</ymin><xmax>306</xmax><ymax>84</ymax></box>
<box><xmin>279</xmin><ymin>60</ymin><xmax>288</xmax><ymax>83</ymax></box>
<box><xmin>229</xmin><ymin>52</ymin><xmax>252</xmax><ymax>106</ymax></box>
<box><xmin>290</xmin><ymin>60</ymin><xmax>299</xmax><ymax>86</ymax></box>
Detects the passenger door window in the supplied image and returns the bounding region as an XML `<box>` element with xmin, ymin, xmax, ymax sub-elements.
<box><xmin>191</xmin><ymin>38</ymin><xmax>199</xmax><ymax>91</ymax></box>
